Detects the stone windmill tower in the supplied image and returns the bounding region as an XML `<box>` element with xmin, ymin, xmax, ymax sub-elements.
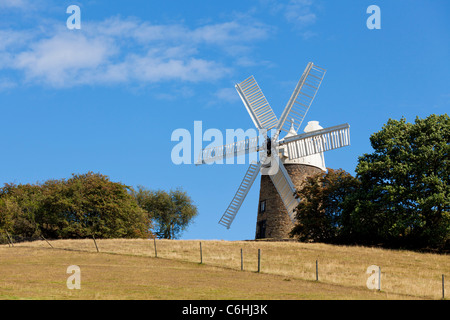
<box><xmin>255</xmin><ymin>120</ymin><xmax>326</xmax><ymax>239</ymax></box>
<box><xmin>197</xmin><ymin>62</ymin><xmax>351</xmax><ymax>239</ymax></box>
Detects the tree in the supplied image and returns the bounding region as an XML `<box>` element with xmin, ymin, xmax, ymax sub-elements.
<box><xmin>133</xmin><ymin>186</ymin><xmax>198</xmax><ymax>239</ymax></box>
<box><xmin>0</xmin><ymin>172</ymin><xmax>153</xmax><ymax>239</ymax></box>
<box><xmin>354</xmin><ymin>114</ymin><xmax>450</xmax><ymax>249</ymax></box>
<box><xmin>41</xmin><ymin>172</ymin><xmax>152</xmax><ymax>239</ymax></box>
<box><xmin>290</xmin><ymin>168</ymin><xmax>360</xmax><ymax>243</ymax></box>
<box><xmin>290</xmin><ymin>114</ymin><xmax>449</xmax><ymax>251</ymax></box>
<box><xmin>0</xmin><ymin>183</ymin><xmax>43</xmax><ymax>239</ymax></box>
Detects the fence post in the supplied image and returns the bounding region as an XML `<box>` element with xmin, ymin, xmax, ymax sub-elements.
<box><xmin>92</xmin><ymin>235</ymin><xmax>99</xmax><ymax>253</ymax></box>
<box><xmin>5</xmin><ymin>231</ymin><xmax>14</xmax><ymax>247</ymax></box>
<box><xmin>3</xmin><ymin>232</ymin><xmax>10</xmax><ymax>247</ymax></box>
<box><xmin>257</xmin><ymin>249</ymin><xmax>261</xmax><ymax>273</ymax></box>
<box><xmin>316</xmin><ymin>260</ymin><xmax>319</xmax><ymax>281</ymax></box>
<box><xmin>154</xmin><ymin>237</ymin><xmax>157</xmax><ymax>258</ymax></box>
<box><xmin>378</xmin><ymin>266</ymin><xmax>381</xmax><ymax>291</ymax></box>
<box><xmin>241</xmin><ymin>248</ymin><xmax>243</xmax><ymax>271</ymax></box>
<box><xmin>41</xmin><ymin>235</ymin><xmax>53</xmax><ymax>248</ymax></box>
<box><xmin>199</xmin><ymin>242</ymin><xmax>203</xmax><ymax>264</ymax></box>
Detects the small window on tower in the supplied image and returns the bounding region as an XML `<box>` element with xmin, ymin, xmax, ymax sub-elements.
<box><xmin>259</xmin><ymin>200</ymin><xmax>266</xmax><ymax>213</ymax></box>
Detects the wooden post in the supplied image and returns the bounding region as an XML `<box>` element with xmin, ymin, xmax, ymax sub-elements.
<box><xmin>241</xmin><ymin>248</ymin><xmax>243</xmax><ymax>271</ymax></box>
<box><xmin>92</xmin><ymin>235</ymin><xmax>99</xmax><ymax>253</ymax></box>
<box><xmin>199</xmin><ymin>242</ymin><xmax>203</xmax><ymax>264</ymax></box>
<box><xmin>41</xmin><ymin>235</ymin><xmax>53</xmax><ymax>248</ymax></box>
<box><xmin>378</xmin><ymin>266</ymin><xmax>381</xmax><ymax>291</ymax></box>
<box><xmin>3</xmin><ymin>232</ymin><xmax>10</xmax><ymax>247</ymax></box>
<box><xmin>3</xmin><ymin>232</ymin><xmax>9</xmax><ymax>247</ymax></box>
<box><xmin>153</xmin><ymin>237</ymin><xmax>157</xmax><ymax>258</ymax></box>
<box><xmin>257</xmin><ymin>249</ymin><xmax>261</xmax><ymax>273</ymax></box>
<box><xmin>443</xmin><ymin>274</ymin><xmax>445</xmax><ymax>300</ymax></box>
<box><xmin>316</xmin><ymin>260</ymin><xmax>319</xmax><ymax>281</ymax></box>
<box><xmin>5</xmin><ymin>231</ymin><xmax>14</xmax><ymax>247</ymax></box>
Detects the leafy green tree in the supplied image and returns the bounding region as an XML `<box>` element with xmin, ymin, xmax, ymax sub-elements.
<box><xmin>44</xmin><ymin>172</ymin><xmax>152</xmax><ymax>239</ymax></box>
<box><xmin>0</xmin><ymin>172</ymin><xmax>153</xmax><ymax>239</ymax></box>
<box><xmin>133</xmin><ymin>186</ymin><xmax>198</xmax><ymax>239</ymax></box>
<box><xmin>0</xmin><ymin>183</ymin><xmax>43</xmax><ymax>238</ymax></box>
<box><xmin>354</xmin><ymin>114</ymin><xmax>449</xmax><ymax>249</ymax></box>
<box><xmin>0</xmin><ymin>198</ymin><xmax>18</xmax><ymax>235</ymax></box>
<box><xmin>290</xmin><ymin>168</ymin><xmax>360</xmax><ymax>243</ymax></box>
<box><xmin>290</xmin><ymin>114</ymin><xmax>449</xmax><ymax>251</ymax></box>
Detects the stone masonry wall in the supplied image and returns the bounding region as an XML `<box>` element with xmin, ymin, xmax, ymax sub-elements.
<box><xmin>255</xmin><ymin>164</ymin><xmax>324</xmax><ymax>240</ymax></box>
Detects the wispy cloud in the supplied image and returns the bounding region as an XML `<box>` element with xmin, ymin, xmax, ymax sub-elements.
<box><xmin>215</xmin><ymin>87</ymin><xmax>240</xmax><ymax>103</ymax></box>
<box><xmin>284</xmin><ymin>0</ymin><xmax>317</xmax><ymax>28</ymax></box>
<box><xmin>15</xmin><ymin>31</ymin><xmax>115</xmax><ymax>86</ymax></box>
<box><xmin>205</xmin><ymin>87</ymin><xmax>241</xmax><ymax>108</ymax></box>
<box><xmin>0</xmin><ymin>77</ymin><xmax>16</xmax><ymax>91</ymax></box>
<box><xmin>0</xmin><ymin>0</ymin><xmax>29</xmax><ymax>9</ymax></box>
<box><xmin>260</xmin><ymin>0</ymin><xmax>319</xmax><ymax>38</ymax></box>
<box><xmin>0</xmin><ymin>15</ymin><xmax>271</xmax><ymax>88</ymax></box>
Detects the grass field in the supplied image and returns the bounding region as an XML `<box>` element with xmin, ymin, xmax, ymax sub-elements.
<box><xmin>0</xmin><ymin>239</ymin><xmax>448</xmax><ymax>300</ymax></box>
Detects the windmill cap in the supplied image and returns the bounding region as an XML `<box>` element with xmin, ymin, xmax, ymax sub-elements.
<box><xmin>304</xmin><ymin>121</ymin><xmax>323</xmax><ymax>133</ymax></box>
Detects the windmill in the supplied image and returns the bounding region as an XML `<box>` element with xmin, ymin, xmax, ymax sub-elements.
<box><xmin>197</xmin><ymin>62</ymin><xmax>350</xmax><ymax>239</ymax></box>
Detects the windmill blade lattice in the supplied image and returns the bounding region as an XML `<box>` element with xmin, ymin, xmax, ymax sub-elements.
<box><xmin>197</xmin><ymin>135</ymin><xmax>260</xmax><ymax>165</ymax></box>
<box><xmin>276</xmin><ymin>63</ymin><xmax>326</xmax><ymax>138</ymax></box>
<box><xmin>236</xmin><ymin>76</ymin><xmax>279</xmax><ymax>131</ymax></box>
<box><xmin>218</xmin><ymin>162</ymin><xmax>262</xmax><ymax>229</ymax></box>
<box><xmin>281</xmin><ymin>123</ymin><xmax>350</xmax><ymax>160</ymax></box>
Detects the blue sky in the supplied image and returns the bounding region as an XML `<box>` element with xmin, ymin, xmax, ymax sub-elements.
<box><xmin>0</xmin><ymin>0</ymin><xmax>449</xmax><ymax>240</ymax></box>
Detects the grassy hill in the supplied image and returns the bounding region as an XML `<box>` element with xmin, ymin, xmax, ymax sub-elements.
<box><xmin>0</xmin><ymin>239</ymin><xmax>448</xmax><ymax>300</ymax></box>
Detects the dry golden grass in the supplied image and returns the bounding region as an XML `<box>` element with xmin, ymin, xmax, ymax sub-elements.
<box><xmin>1</xmin><ymin>239</ymin><xmax>448</xmax><ymax>300</ymax></box>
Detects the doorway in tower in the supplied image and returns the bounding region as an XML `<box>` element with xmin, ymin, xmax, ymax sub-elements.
<box><xmin>256</xmin><ymin>219</ymin><xmax>266</xmax><ymax>239</ymax></box>
<box><xmin>256</xmin><ymin>200</ymin><xmax>266</xmax><ymax>239</ymax></box>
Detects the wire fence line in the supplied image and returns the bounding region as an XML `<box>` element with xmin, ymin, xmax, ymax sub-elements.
<box><xmin>0</xmin><ymin>233</ymin><xmax>448</xmax><ymax>300</ymax></box>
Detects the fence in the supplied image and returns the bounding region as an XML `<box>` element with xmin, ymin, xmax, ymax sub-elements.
<box><xmin>1</xmin><ymin>235</ymin><xmax>448</xmax><ymax>300</ymax></box>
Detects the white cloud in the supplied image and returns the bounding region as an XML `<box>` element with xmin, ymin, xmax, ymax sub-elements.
<box><xmin>260</xmin><ymin>0</ymin><xmax>318</xmax><ymax>36</ymax></box>
<box><xmin>191</xmin><ymin>21</ymin><xmax>269</xmax><ymax>45</ymax></box>
<box><xmin>215</xmin><ymin>87</ymin><xmax>240</xmax><ymax>103</ymax></box>
<box><xmin>116</xmin><ymin>51</ymin><xmax>229</xmax><ymax>84</ymax></box>
<box><xmin>284</xmin><ymin>0</ymin><xmax>317</xmax><ymax>27</ymax></box>
<box><xmin>15</xmin><ymin>32</ymin><xmax>115</xmax><ymax>87</ymax></box>
<box><xmin>154</xmin><ymin>86</ymin><xmax>194</xmax><ymax>101</ymax></box>
<box><xmin>88</xmin><ymin>17</ymin><xmax>270</xmax><ymax>48</ymax></box>
<box><xmin>0</xmin><ymin>0</ymin><xmax>29</xmax><ymax>8</ymax></box>
<box><xmin>205</xmin><ymin>86</ymin><xmax>242</xmax><ymax>108</ymax></box>
<box><xmin>0</xmin><ymin>77</ymin><xmax>16</xmax><ymax>91</ymax></box>
<box><xmin>0</xmin><ymin>16</ymin><xmax>270</xmax><ymax>88</ymax></box>
<box><xmin>0</xmin><ymin>29</ymin><xmax>35</xmax><ymax>51</ymax></box>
